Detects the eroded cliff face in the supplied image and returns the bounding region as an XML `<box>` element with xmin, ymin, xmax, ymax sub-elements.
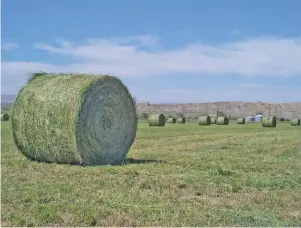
<box><xmin>136</xmin><ymin>102</ymin><xmax>301</xmax><ymax>118</ymax></box>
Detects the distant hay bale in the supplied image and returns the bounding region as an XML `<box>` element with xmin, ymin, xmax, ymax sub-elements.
<box><xmin>291</xmin><ymin>118</ymin><xmax>300</xmax><ymax>126</ymax></box>
<box><xmin>12</xmin><ymin>73</ymin><xmax>138</xmax><ymax>166</ymax></box>
<box><xmin>198</xmin><ymin>116</ymin><xmax>211</xmax><ymax>125</ymax></box>
<box><xmin>262</xmin><ymin>116</ymin><xmax>277</xmax><ymax>128</ymax></box>
<box><xmin>237</xmin><ymin>117</ymin><xmax>245</xmax><ymax>124</ymax></box>
<box><xmin>166</xmin><ymin>117</ymin><xmax>176</xmax><ymax>123</ymax></box>
<box><xmin>1</xmin><ymin>113</ymin><xmax>9</xmax><ymax>121</ymax></box>
<box><xmin>148</xmin><ymin>114</ymin><xmax>165</xmax><ymax>126</ymax></box>
<box><xmin>177</xmin><ymin>117</ymin><xmax>186</xmax><ymax>124</ymax></box>
<box><xmin>216</xmin><ymin>117</ymin><xmax>229</xmax><ymax>125</ymax></box>
<box><xmin>210</xmin><ymin>117</ymin><xmax>217</xmax><ymax>124</ymax></box>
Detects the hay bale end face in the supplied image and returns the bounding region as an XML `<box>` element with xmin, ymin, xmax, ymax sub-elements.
<box><xmin>177</xmin><ymin>117</ymin><xmax>186</xmax><ymax>124</ymax></box>
<box><xmin>237</xmin><ymin>117</ymin><xmax>245</xmax><ymax>124</ymax></box>
<box><xmin>291</xmin><ymin>118</ymin><xmax>300</xmax><ymax>126</ymax></box>
<box><xmin>166</xmin><ymin>117</ymin><xmax>176</xmax><ymax>123</ymax></box>
<box><xmin>12</xmin><ymin>73</ymin><xmax>138</xmax><ymax>166</ymax></box>
<box><xmin>148</xmin><ymin>114</ymin><xmax>165</xmax><ymax>126</ymax></box>
<box><xmin>262</xmin><ymin>116</ymin><xmax>277</xmax><ymax>128</ymax></box>
<box><xmin>1</xmin><ymin>113</ymin><xmax>9</xmax><ymax>121</ymax></box>
<box><xmin>198</xmin><ymin>116</ymin><xmax>211</xmax><ymax>125</ymax></box>
<box><xmin>216</xmin><ymin>117</ymin><xmax>229</xmax><ymax>125</ymax></box>
<box><xmin>210</xmin><ymin>117</ymin><xmax>217</xmax><ymax>124</ymax></box>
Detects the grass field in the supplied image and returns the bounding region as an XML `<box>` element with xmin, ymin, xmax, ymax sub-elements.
<box><xmin>1</xmin><ymin>120</ymin><xmax>301</xmax><ymax>226</ymax></box>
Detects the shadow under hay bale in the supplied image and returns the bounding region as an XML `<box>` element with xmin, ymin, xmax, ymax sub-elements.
<box><xmin>12</xmin><ymin>72</ymin><xmax>138</xmax><ymax>166</ymax></box>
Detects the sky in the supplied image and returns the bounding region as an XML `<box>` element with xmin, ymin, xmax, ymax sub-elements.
<box><xmin>1</xmin><ymin>0</ymin><xmax>301</xmax><ymax>103</ymax></box>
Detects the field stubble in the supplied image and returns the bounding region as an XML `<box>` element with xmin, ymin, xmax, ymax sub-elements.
<box><xmin>1</xmin><ymin>120</ymin><xmax>301</xmax><ymax>226</ymax></box>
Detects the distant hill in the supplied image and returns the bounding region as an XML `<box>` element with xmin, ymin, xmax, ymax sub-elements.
<box><xmin>1</xmin><ymin>94</ymin><xmax>300</xmax><ymax>118</ymax></box>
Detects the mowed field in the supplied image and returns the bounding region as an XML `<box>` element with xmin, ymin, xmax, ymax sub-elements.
<box><xmin>1</xmin><ymin>120</ymin><xmax>301</xmax><ymax>227</ymax></box>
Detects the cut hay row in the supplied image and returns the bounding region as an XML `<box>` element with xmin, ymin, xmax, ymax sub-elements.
<box><xmin>198</xmin><ymin>116</ymin><xmax>211</xmax><ymax>125</ymax></box>
<box><xmin>166</xmin><ymin>117</ymin><xmax>176</xmax><ymax>124</ymax></box>
<box><xmin>237</xmin><ymin>117</ymin><xmax>245</xmax><ymax>124</ymax></box>
<box><xmin>262</xmin><ymin>116</ymin><xmax>277</xmax><ymax>128</ymax></box>
<box><xmin>290</xmin><ymin>118</ymin><xmax>300</xmax><ymax>126</ymax></box>
<box><xmin>210</xmin><ymin>117</ymin><xmax>217</xmax><ymax>124</ymax></box>
<box><xmin>216</xmin><ymin>117</ymin><xmax>229</xmax><ymax>125</ymax></box>
<box><xmin>177</xmin><ymin>117</ymin><xmax>186</xmax><ymax>124</ymax></box>
<box><xmin>12</xmin><ymin>73</ymin><xmax>138</xmax><ymax>166</ymax></box>
<box><xmin>1</xmin><ymin>113</ymin><xmax>9</xmax><ymax>121</ymax></box>
<box><xmin>148</xmin><ymin>114</ymin><xmax>165</xmax><ymax>126</ymax></box>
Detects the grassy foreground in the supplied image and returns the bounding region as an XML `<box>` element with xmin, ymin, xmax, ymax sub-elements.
<box><xmin>1</xmin><ymin>120</ymin><xmax>301</xmax><ymax>227</ymax></box>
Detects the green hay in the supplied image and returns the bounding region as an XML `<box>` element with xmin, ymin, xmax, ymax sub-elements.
<box><xmin>198</xmin><ymin>116</ymin><xmax>211</xmax><ymax>125</ymax></box>
<box><xmin>237</xmin><ymin>117</ymin><xmax>245</xmax><ymax>124</ymax></box>
<box><xmin>177</xmin><ymin>117</ymin><xmax>186</xmax><ymax>124</ymax></box>
<box><xmin>210</xmin><ymin>117</ymin><xmax>217</xmax><ymax>124</ymax></box>
<box><xmin>262</xmin><ymin>116</ymin><xmax>277</xmax><ymax>128</ymax></box>
<box><xmin>216</xmin><ymin>117</ymin><xmax>229</xmax><ymax>125</ymax></box>
<box><xmin>1</xmin><ymin>113</ymin><xmax>9</xmax><ymax>121</ymax></box>
<box><xmin>148</xmin><ymin>114</ymin><xmax>165</xmax><ymax>126</ymax></box>
<box><xmin>12</xmin><ymin>73</ymin><xmax>138</xmax><ymax>166</ymax></box>
<box><xmin>166</xmin><ymin>117</ymin><xmax>176</xmax><ymax>123</ymax></box>
<box><xmin>290</xmin><ymin>118</ymin><xmax>300</xmax><ymax>126</ymax></box>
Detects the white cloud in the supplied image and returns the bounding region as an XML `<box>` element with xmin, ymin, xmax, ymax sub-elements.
<box><xmin>2</xmin><ymin>35</ymin><xmax>301</xmax><ymax>101</ymax></box>
<box><xmin>1</xmin><ymin>42</ymin><xmax>20</xmax><ymax>50</ymax></box>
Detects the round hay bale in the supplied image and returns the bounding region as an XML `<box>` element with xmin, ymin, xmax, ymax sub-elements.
<box><xmin>198</xmin><ymin>116</ymin><xmax>211</xmax><ymax>125</ymax></box>
<box><xmin>237</xmin><ymin>117</ymin><xmax>245</xmax><ymax>124</ymax></box>
<box><xmin>262</xmin><ymin>116</ymin><xmax>277</xmax><ymax>128</ymax></box>
<box><xmin>166</xmin><ymin>117</ymin><xmax>176</xmax><ymax>123</ymax></box>
<box><xmin>177</xmin><ymin>117</ymin><xmax>186</xmax><ymax>124</ymax></box>
<box><xmin>210</xmin><ymin>117</ymin><xmax>217</xmax><ymax>124</ymax></box>
<box><xmin>148</xmin><ymin>114</ymin><xmax>165</xmax><ymax>126</ymax></box>
<box><xmin>1</xmin><ymin>113</ymin><xmax>9</xmax><ymax>121</ymax></box>
<box><xmin>290</xmin><ymin>118</ymin><xmax>300</xmax><ymax>126</ymax></box>
<box><xmin>12</xmin><ymin>73</ymin><xmax>138</xmax><ymax>166</ymax></box>
<box><xmin>216</xmin><ymin>116</ymin><xmax>229</xmax><ymax>125</ymax></box>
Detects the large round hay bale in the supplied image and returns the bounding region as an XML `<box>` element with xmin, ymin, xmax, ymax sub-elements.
<box><xmin>177</xmin><ymin>117</ymin><xmax>186</xmax><ymax>124</ymax></box>
<box><xmin>166</xmin><ymin>117</ymin><xmax>176</xmax><ymax>123</ymax></box>
<box><xmin>12</xmin><ymin>73</ymin><xmax>138</xmax><ymax>166</ymax></box>
<box><xmin>210</xmin><ymin>117</ymin><xmax>217</xmax><ymax>124</ymax></box>
<box><xmin>290</xmin><ymin>118</ymin><xmax>300</xmax><ymax>126</ymax></box>
<box><xmin>216</xmin><ymin>117</ymin><xmax>229</xmax><ymax>125</ymax></box>
<box><xmin>148</xmin><ymin>114</ymin><xmax>165</xmax><ymax>126</ymax></box>
<box><xmin>1</xmin><ymin>113</ymin><xmax>9</xmax><ymax>121</ymax></box>
<box><xmin>198</xmin><ymin>116</ymin><xmax>211</xmax><ymax>125</ymax></box>
<box><xmin>237</xmin><ymin>117</ymin><xmax>245</xmax><ymax>124</ymax></box>
<box><xmin>262</xmin><ymin>116</ymin><xmax>277</xmax><ymax>127</ymax></box>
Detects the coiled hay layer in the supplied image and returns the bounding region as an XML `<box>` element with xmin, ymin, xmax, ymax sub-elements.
<box><xmin>1</xmin><ymin>113</ymin><xmax>9</xmax><ymax>121</ymax></box>
<box><xmin>198</xmin><ymin>116</ymin><xmax>211</xmax><ymax>125</ymax></box>
<box><xmin>237</xmin><ymin>117</ymin><xmax>245</xmax><ymax>124</ymax></box>
<box><xmin>290</xmin><ymin>118</ymin><xmax>300</xmax><ymax>126</ymax></box>
<box><xmin>166</xmin><ymin>117</ymin><xmax>176</xmax><ymax>123</ymax></box>
<box><xmin>210</xmin><ymin>117</ymin><xmax>217</xmax><ymax>124</ymax></box>
<box><xmin>12</xmin><ymin>73</ymin><xmax>137</xmax><ymax>166</ymax></box>
<box><xmin>148</xmin><ymin>114</ymin><xmax>165</xmax><ymax>126</ymax></box>
<box><xmin>216</xmin><ymin>117</ymin><xmax>229</xmax><ymax>125</ymax></box>
<box><xmin>262</xmin><ymin>116</ymin><xmax>277</xmax><ymax>128</ymax></box>
<box><xmin>177</xmin><ymin>117</ymin><xmax>186</xmax><ymax>124</ymax></box>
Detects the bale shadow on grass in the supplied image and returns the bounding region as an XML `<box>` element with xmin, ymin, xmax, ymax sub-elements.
<box><xmin>122</xmin><ymin>158</ymin><xmax>166</xmax><ymax>165</ymax></box>
<box><xmin>26</xmin><ymin>157</ymin><xmax>165</xmax><ymax>167</ymax></box>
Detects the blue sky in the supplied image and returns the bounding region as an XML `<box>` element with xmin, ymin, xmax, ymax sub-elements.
<box><xmin>2</xmin><ymin>0</ymin><xmax>301</xmax><ymax>103</ymax></box>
